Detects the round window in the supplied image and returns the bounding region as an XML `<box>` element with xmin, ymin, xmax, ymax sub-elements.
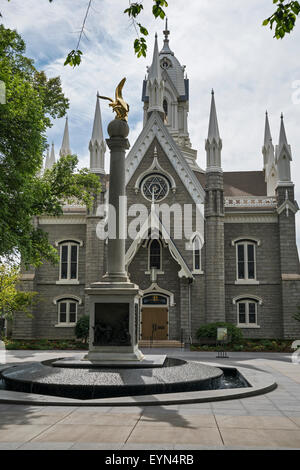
<box><xmin>142</xmin><ymin>174</ymin><xmax>170</xmax><ymax>202</ymax></box>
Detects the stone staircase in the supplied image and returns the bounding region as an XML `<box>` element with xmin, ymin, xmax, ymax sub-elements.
<box><xmin>138</xmin><ymin>340</ymin><xmax>184</xmax><ymax>349</ymax></box>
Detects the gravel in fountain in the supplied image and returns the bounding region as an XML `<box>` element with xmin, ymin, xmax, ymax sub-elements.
<box><xmin>0</xmin><ymin>358</ymin><xmax>225</xmax><ymax>400</ymax></box>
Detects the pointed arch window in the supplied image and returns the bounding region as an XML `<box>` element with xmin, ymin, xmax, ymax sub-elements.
<box><xmin>163</xmin><ymin>99</ymin><xmax>168</xmax><ymax>117</ymax></box>
<box><xmin>149</xmin><ymin>239</ymin><xmax>162</xmax><ymax>270</ymax></box>
<box><xmin>192</xmin><ymin>236</ymin><xmax>203</xmax><ymax>273</ymax></box>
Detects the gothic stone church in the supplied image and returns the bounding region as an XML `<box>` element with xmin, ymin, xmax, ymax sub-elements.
<box><xmin>15</xmin><ymin>25</ymin><xmax>300</xmax><ymax>342</ymax></box>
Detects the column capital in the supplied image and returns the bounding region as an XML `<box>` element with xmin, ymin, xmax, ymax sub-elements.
<box><xmin>106</xmin><ymin>137</ymin><xmax>130</xmax><ymax>151</ymax></box>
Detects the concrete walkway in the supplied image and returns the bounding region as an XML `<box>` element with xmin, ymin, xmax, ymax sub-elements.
<box><xmin>0</xmin><ymin>349</ymin><xmax>300</xmax><ymax>450</ymax></box>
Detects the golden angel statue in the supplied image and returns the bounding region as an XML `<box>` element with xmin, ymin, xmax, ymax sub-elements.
<box><xmin>98</xmin><ymin>77</ymin><xmax>130</xmax><ymax>121</ymax></box>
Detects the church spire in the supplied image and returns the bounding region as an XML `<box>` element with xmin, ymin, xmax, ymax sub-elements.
<box><xmin>205</xmin><ymin>90</ymin><xmax>222</xmax><ymax>171</ymax></box>
<box><xmin>264</xmin><ymin>111</ymin><xmax>272</xmax><ymax>147</ymax></box>
<box><xmin>262</xmin><ymin>112</ymin><xmax>277</xmax><ymax>195</ymax></box>
<box><xmin>148</xmin><ymin>33</ymin><xmax>162</xmax><ymax>83</ymax></box>
<box><xmin>59</xmin><ymin>117</ymin><xmax>71</xmax><ymax>157</ymax></box>
<box><xmin>207</xmin><ymin>90</ymin><xmax>220</xmax><ymax>142</ymax></box>
<box><xmin>89</xmin><ymin>95</ymin><xmax>106</xmax><ymax>174</ymax></box>
<box><xmin>279</xmin><ymin>113</ymin><xmax>289</xmax><ymax>148</ymax></box>
<box><xmin>262</xmin><ymin>111</ymin><xmax>274</xmax><ymax>169</ymax></box>
<box><xmin>45</xmin><ymin>142</ymin><xmax>56</xmax><ymax>169</ymax></box>
<box><xmin>44</xmin><ymin>148</ymin><xmax>50</xmax><ymax>170</ymax></box>
<box><xmin>147</xmin><ymin>33</ymin><xmax>164</xmax><ymax>115</ymax></box>
<box><xmin>275</xmin><ymin>113</ymin><xmax>292</xmax><ymax>184</ymax></box>
<box><xmin>161</xmin><ymin>17</ymin><xmax>173</xmax><ymax>55</ymax></box>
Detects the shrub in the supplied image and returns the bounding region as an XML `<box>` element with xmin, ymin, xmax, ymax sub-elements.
<box><xmin>196</xmin><ymin>322</ymin><xmax>243</xmax><ymax>344</ymax></box>
<box><xmin>75</xmin><ymin>315</ymin><xmax>90</xmax><ymax>343</ymax></box>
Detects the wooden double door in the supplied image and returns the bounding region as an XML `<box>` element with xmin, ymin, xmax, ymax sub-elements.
<box><xmin>141</xmin><ymin>307</ymin><xmax>168</xmax><ymax>340</ymax></box>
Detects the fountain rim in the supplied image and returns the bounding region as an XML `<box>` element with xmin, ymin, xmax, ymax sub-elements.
<box><xmin>0</xmin><ymin>361</ymin><xmax>277</xmax><ymax>406</ymax></box>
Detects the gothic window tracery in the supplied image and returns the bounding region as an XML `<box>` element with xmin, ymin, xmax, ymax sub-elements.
<box><xmin>141</xmin><ymin>174</ymin><xmax>170</xmax><ymax>202</ymax></box>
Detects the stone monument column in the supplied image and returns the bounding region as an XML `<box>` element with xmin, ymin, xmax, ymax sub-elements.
<box><xmin>105</xmin><ymin>119</ymin><xmax>129</xmax><ymax>282</ymax></box>
<box><xmin>85</xmin><ymin>115</ymin><xmax>144</xmax><ymax>363</ymax></box>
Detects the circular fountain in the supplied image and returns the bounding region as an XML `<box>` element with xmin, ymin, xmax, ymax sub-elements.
<box><xmin>1</xmin><ymin>357</ymin><xmax>224</xmax><ymax>400</ymax></box>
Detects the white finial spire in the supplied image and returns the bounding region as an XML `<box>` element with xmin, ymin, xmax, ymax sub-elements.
<box><xmin>275</xmin><ymin>113</ymin><xmax>292</xmax><ymax>184</ymax></box>
<box><xmin>44</xmin><ymin>148</ymin><xmax>50</xmax><ymax>170</ymax></box>
<box><xmin>147</xmin><ymin>34</ymin><xmax>165</xmax><ymax>114</ymax></box>
<box><xmin>262</xmin><ymin>111</ymin><xmax>274</xmax><ymax>169</ymax></box>
<box><xmin>262</xmin><ymin>112</ymin><xmax>277</xmax><ymax>195</ymax></box>
<box><xmin>148</xmin><ymin>33</ymin><xmax>162</xmax><ymax>83</ymax></box>
<box><xmin>205</xmin><ymin>90</ymin><xmax>222</xmax><ymax>171</ymax></box>
<box><xmin>279</xmin><ymin>113</ymin><xmax>288</xmax><ymax>147</ymax></box>
<box><xmin>161</xmin><ymin>17</ymin><xmax>173</xmax><ymax>54</ymax></box>
<box><xmin>89</xmin><ymin>95</ymin><xmax>106</xmax><ymax>174</ymax></box>
<box><xmin>264</xmin><ymin>111</ymin><xmax>272</xmax><ymax>147</ymax></box>
<box><xmin>45</xmin><ymin>142</ymin><xmax>56</xmax><ymax>169</ymax></box>
<box><xmin>207</xmin><ymin>89</ymin><xmax>220</xmax><ymax>142</ymax></box>
<box><xmin>59</xmin><ymin>117</ymin><xmax>71</xmax><ymax>157</ymax></box>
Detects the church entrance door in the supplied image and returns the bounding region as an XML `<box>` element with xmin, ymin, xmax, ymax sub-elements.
<box><xmin>141</xmin><ymin>307</ymin><xmax>168</xmax><ymax>340</ymax></box>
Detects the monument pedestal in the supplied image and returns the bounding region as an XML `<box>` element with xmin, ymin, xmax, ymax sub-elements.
<box><xmin>84</xmin><ymin>282</ymin><xmax>144</xmax><ymax>363</ymax></box>
<box><xmin>85</xmin><ymin>116</ymin><xmax>145</xmax><ymax>364</ymax></box>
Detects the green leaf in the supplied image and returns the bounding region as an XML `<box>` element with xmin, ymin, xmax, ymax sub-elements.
<box><xmin>64</xmin><ymin>50</ymin><xmax>82</xmax><ymax>68</ymax></box>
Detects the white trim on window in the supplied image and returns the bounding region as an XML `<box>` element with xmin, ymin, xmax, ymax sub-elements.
<box><xmin>192</xmin><ymin>235</ymin><xmax>203</xmax><ymax>274</ymax></box>
<box><xmin>232</xmin><ymin>294</ymin><xmax>262</xmax><ymax>305</ymax></box>
<box><xmin>236</xmin><ymin>298</ymin><xmax>260</xmax><ymax>328</ymax></box>
<box><xmin>55</xmin><ymin>298</ymin><xmax>79</xmax><ymax>327</ymax></box>
<box><xmin>55</xmin><ymin>238</ymin><xmax>83</xmax><ymax>247</ymax></box>
<box><xmin>231</xmin><ymin>237</ymin><xmax>261</xmax><ymax>247</ymax></box>
<box><xmin>53</xmin><ymin>295</ymin><xmax>82</xmax><ymax>305</ymax></box>
<box><xmin>57</xmin><ymin>241</ymin><xmax>79</xmax><ymax>282</ymax></box>
<box><xmin>235</xmin><ymin>240</ymin><xmax>258</xmax><ymax>283</ymax></box>
<box><xmin>147</xmin><ymin>238</ymin><xmax>163</xmax><ymax>273</ymax></box>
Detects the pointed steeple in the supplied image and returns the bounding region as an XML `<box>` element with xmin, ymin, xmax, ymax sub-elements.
<box><xmin>278</xmin><ymin>113</ymin><xmax>289</xmax><ymax>149</ymax></box>
<box><xmin>275</xmin><ymin>113</ymin><xmax>292</xmax><ymax>184</ymax></box>
<box><xmin>148</xmin><ymin>34</ymin><xmax>162</xmax><ymax>83</ymax></box>
<box><xmin>45</xmin><ymin>142</ymin><xmax>56</xmax><ymax>169</ymax></box>
<box><xmin>262</xmin><ymin>112</ymin><xmax>277</xmax><ymax>195</ymax></box>
<box><xmin>59</xmin><ymin>117</ymin><xmax>71</xmax><ymax>158</ymax></box>
<box><xmin>161</xmin><ymin>18</ymin><xmax>173</xmax><ymax>55</ymax></box>
<box><xmin>264</xmin><ymin>111</ymin><xmax>272</xmax><ymax>147</ymax></box>
<box><xmin>207</xmin><ymin>90</ymin><xmax>220</xmax><ymax>142</ymax></box>
<box><xmin>205</xmin><ymin>90</ymin><xmax>222</xmax><ymax>172</ymax></box>
<box><xmin>44</xmin><ymin>148</ymin><xmax>50</xmax><ymax>170</ymax></box>
<box><xmin>147</xmin><ymin>34</ymin><xmax>165</xmax><ymax>115</ymax></box>
<box><xmin>262</xmin><ymin>111</ymin><xmax>274</xmax><ymax>169</ymax></box>
<box><xmin>89</xmin><ymin>95</ymin><xmax>106</xmax><ymax>174</ymax></box>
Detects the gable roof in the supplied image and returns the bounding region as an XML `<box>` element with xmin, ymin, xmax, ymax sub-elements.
<box><xmin>125</xmin><ymin>111</ymin><xmax>205</xmax><ymax>206</ymax></box>
<box><xmin>125</xmin><ymin>204</ymin><xmax>193</xmax><ymax>279</ymax></box>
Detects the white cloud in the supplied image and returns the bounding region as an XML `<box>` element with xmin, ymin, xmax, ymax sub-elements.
<box><xmin>2</xmin><ymin>0</ymin><xmax>300</xmax><ymax>251</ymax></box>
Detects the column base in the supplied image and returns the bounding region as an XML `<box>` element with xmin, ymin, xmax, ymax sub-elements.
<box><xmin>83</xmin><ymin>346</ymin><xmax>144</xmax><ymax>364</ymax></box>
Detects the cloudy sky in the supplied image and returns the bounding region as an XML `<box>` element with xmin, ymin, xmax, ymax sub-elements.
<box><xmin>2</xmin><ymin>0</ymin><xmax>300</xmax><ymax>249</ymax></box>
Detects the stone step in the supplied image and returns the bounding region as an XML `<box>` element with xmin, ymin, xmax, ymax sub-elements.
<box><xmin>139</xmin><ymin>340</ymin><xmax>184</xmax><ymax>348</ymax></box>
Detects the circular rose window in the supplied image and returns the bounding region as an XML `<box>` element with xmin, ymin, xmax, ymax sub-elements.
<box><xmin>142</xmin><ymin>174</ymin><xmax>170</xmax><ymax>202</ymax></box>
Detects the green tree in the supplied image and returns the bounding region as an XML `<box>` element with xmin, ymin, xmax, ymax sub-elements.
<box><xmin>75</xmin><ymin>315</ymin><xmax>90</xmax><ymax>344</ymax></box>
<box><xmin>0</xmin><ymin>264</ymin><xmax>37</xmax><ymax>320</ymax></box>
<box><xmin>0</xmin><ymin>26</ymin><xmax>101</xmax><ymax>267</ymax></box>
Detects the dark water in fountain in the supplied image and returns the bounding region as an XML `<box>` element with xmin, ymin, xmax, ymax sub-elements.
<box><xmin>219</xmin><ymin>368</ymin><xmax>249</xmax><ymax>389</ymax></box>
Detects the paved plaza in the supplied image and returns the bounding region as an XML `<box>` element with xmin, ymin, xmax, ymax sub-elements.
<box><xmin>0</xmin><ymin>349</ymin><xmax>300</xmax><ymax>450</ymax></box>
